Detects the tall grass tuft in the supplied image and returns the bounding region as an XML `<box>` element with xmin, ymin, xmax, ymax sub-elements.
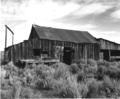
<box><xmin>70</xmin><ymin>63</ymin><xmax>80</xmax><ymax>74</ymax></box>
<box><xmin>52</xmin><ymin>75</ymin><xmax>82</xmax><ymax>98</ymax></box>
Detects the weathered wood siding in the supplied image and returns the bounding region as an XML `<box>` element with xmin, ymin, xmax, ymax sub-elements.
<box><xmin>5</xmin><ymin>38</ymin><xmax>100</xmax><ymax>62</ymax></box>
<box><xmin>98</xmin><ymin>39</ymin><xmax>120</xmax><ymax>50</ymax></box>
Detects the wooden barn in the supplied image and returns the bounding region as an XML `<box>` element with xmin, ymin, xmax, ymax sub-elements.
<box><xmin>5</xmin><ymin>24</ymin><xmax>100</xmax><ymax>64</ymax></box>
<box><xmin>97</xmin><ymin>38</ymin><xmax>120</xmax><ymax>61</ymax></box>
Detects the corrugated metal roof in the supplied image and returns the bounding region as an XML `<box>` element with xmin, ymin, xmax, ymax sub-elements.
<box><xmin>32</xmin><ymin>24</ymin><xmax>97</xmax><ymax>43</ymax></box>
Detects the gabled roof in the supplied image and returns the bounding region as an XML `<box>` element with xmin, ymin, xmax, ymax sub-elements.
<box><xmin>29</xmin><ymin>24</ymin><xmax>97</xmax><ymax>43</ymax></box>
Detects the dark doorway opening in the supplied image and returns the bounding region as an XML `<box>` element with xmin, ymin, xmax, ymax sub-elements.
<box><xmin>101</xmin><ymin>50</ymin><xmax>110</xmax><ymax>61</ymax></box>
<box><xmin>63</xmin><ymin>47</ymin><xmax>74</xmax><ymax>65</ymax></box>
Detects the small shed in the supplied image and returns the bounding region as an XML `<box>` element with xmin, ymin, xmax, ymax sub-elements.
<box><xmin>97</xmin><ymin>38</ymin><xmax>120</xmax><ymax>61</ymax></box>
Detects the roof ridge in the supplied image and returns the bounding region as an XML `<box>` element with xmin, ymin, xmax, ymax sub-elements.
<box><xmin>32</xmin><ymin>24</ymin><xmax>89</xmax><ymax>33</ymax></box>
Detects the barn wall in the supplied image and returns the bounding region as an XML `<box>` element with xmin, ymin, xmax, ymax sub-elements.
<box><xmin>5</xmin><ymin>38</ymin><xmax>100</xmax><ymax>63</ymax></box>
<box><xmin>98</xmin><ymin>39</ymin><xmax>120</xmax><ymax>50</ymax></box>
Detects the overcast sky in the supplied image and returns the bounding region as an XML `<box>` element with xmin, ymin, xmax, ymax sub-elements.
<box><xmin>0</xmin><ymin>0</ymin><xmax>120</xmax><ymax>51</ymax></box>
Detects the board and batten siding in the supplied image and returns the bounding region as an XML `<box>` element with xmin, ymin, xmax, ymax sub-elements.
<box><xmin>5</xmin><ymin>38</ymin><xmax>100</xmax><ymax>63</ymax></box>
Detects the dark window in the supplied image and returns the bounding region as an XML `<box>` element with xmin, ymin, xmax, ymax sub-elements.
<box><xmin>33</xmin><ymin>49</ymin><xmax>41</xmax><ymax>56</ymax></box>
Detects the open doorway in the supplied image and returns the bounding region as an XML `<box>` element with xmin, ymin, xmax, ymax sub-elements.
<box><xmin>63</xmin><ymin>47</ymin><xmax>74</xmax><ymax>65</ymax></box>
<box><xmin>101</xmin><ymin>50</ymin><xmax>110</xmax><ymax>61</ymax></box>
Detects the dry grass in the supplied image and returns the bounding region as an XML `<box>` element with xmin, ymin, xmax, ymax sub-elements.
<box><xmin>1</xmin><ymin>60</ymin><xmax>120</xmax><ymax>98</ymax></box>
